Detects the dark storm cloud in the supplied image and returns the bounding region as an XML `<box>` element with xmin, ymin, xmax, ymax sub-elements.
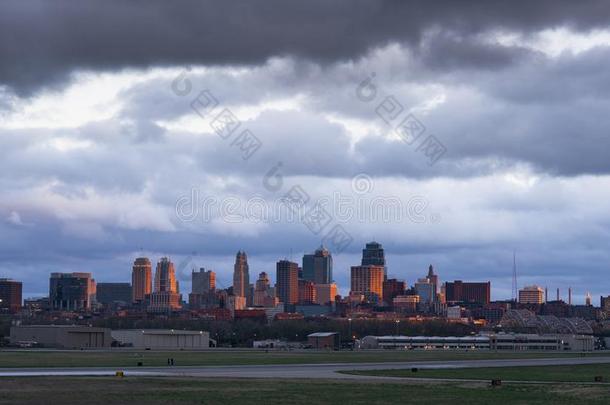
<box><xmin>2</xmin><ymin>0</ymin><xmax>610</xmax><ymax>93</ymax></box>
<box><xmin>416</xmin><ymin>31</ymin><xmax>538</xmax><ymax>71</ymax></box>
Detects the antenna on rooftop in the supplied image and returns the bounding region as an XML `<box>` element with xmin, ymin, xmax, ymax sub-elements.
<box><xmin>511</xmin><ymin>250</ymin><xmax>518</xmax><ymax>302</ymax></box>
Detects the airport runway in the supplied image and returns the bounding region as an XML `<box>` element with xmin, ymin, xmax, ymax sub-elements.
<box><xmin>2</xmin><ymin>356</ymin><xmax>610</xmax><ymax>379</ymax></box>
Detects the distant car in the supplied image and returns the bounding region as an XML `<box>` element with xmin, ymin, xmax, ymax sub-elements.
<box><xmin>15</xmin><ymin>340</ymin><xmax>39</xmax><ymax>348</ymax></box>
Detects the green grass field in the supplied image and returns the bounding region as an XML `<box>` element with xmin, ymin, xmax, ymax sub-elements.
<box><xmin>343</xmin><ymin>363</ymin><xmax>610</xmax><ymax>383</ymax></box>
<box><xmin>0</xmin><ymin>377</ymin><xmax>608</xmax><ymax>405</ymax></box>
<box><xmin>0</xmin><ymin>349</ymin><xmax>606</xmax><ymax>368</ymax></box>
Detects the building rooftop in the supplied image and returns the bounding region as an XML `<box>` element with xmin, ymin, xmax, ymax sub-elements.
<box><xmin>307</xmin><ymin>332</ymin><xmax>338</xmax><ymax>337</ymax></box>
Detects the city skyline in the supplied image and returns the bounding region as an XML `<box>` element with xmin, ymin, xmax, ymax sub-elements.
<box><xmin>2</xmin><ymin>1</ymin><xmax>610</xmax><ymax>307</ymax></box>
<box><xmin>2</xmin><ymin>2</ymin><xmax>610</xmax><ymax>403</ymax></box>
<box><xmin>2</xmin><ymin>242</ymin><xmax>599</xmax><ymax>306</ymax></box>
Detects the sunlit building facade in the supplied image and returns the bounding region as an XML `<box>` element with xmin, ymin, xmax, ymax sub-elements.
<box><xmin>350</xmin><ymin>265</ymin><xmax>384</xmax><ymax>304</ymax></box>
<box><xmin>276</xmin><ymin>260</ymin><xmax>299</xmax><ymax>309</ymax></box>
<box><xmin>519</xmin><ymin>285</ymin><xmax>545</xmax><ymax>304</ymax></box>
<box><xmin>131</xmin><ymin>257</ymin><xmax>152</xmax><ymax>304</ymax></box>
<box><xmin>148</xmin><ymin>257</ymin><xmax>181</xmax><ymax>312</ymax></box>
<box><xmin>49</xmin><ymin>272</ymin><xmax>96</xmax><ymax>311</ymax></box>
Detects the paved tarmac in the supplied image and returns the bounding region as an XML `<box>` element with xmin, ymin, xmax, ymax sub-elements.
<box><xmin>2</xmin><ymin>356</ymin><xmax>610</xmax><ymax>380</ymax></box>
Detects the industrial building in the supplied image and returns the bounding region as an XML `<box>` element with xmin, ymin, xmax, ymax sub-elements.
<box><xmin>359</xmin><ymin>333</ymin><xmax>594</xmax><ymax>351</ymax></box>
<box><xmin>111</xmin><ymin>329</ymin><xmax>210</xmax><ymax>349</ymax></box>
<box><xmin>307</xmin><ymin>332</ymin><xmax>340</xmax><ymax>350</ymax></box>
<box><xmin>360</xmin><ymin>335</ymin><xmax>491</xmax><ymax>350</ymax></box>
<box><xmin>10</xmin><ymin>325</ymin><xmax>111</xmax><ymax>349</ymax></box>
<box><xmin>490</xmin><ymin>333</ymin><xmax>594</xmax><ymax>351</ymax></box>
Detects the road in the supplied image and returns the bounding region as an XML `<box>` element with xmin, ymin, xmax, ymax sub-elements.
<box><xmin>2</xmin><ymin>356</ymin><xmax>610</xmax><ymax>379</ymax></box>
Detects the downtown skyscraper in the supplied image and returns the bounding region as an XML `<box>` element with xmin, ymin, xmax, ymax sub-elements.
<box><xmin>350</xmin><ymin>265</ymin><xmax>384</xmax><ymax>305</ymax></box>
<box><xmin>302</xmin><ymin>245</ymin><xmax>333</xmax><ymax>284</ymax></box>
<box><xmin>192</xmin><ymin>268</ymin><xmax>215</xmax><ymax>294</ymax></box>
<box><xmin>361</xmin><ymin>241</ymin><xmax>385</xmax><ymax>266</ymax></box>
<box><xmin>149</xmin><ymin>257</ymin><xmax>181</xmax><ymax>312</ymax></box>
<box><xmin>131</xmin><ymin>257</ymin><xmax>152</xmax><ymax>304</ymax></box>
<box><xmin>361</xmin><ymin>241</ymin><xmax>387</xmax><ymax>282</ymax></box>
<box><xmin>276</xmin><ymin>259</ymin><xmax>299</xmax><ymax>310</ymax></box>
<box><xmin>232</xmin><ymin>250</ymin><xmax>250</xmax><ymax>298</ymax></box>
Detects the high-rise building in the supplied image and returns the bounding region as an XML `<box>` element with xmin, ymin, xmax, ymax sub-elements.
<box><xmin>302</xmin><ymin>246</ymin><xmax>333</xmax><ymax>284</ymax></box>
<box><xmin>361</xmin><ymin>241</ymin><xmax>385</xmax><ymax>266</ymax></box>
<box><xmin>382</xmin><ymin>279</ymin><xmax>406</xmax><ymax>306</ymax></box>
<box><xmin>0</xmin><ymin>278</ymin><xmax>22</xmax><ymax>313</ymax></box>
<box><xmin>154</xmin><ymin>257</ymin><xmax>177</xmax><ymax>293</ymax></box>
<box><xmin>192</xmin><ymin>268</ymin><xmax>215</xmax><ymax>294</ymax></box>
<box><xmin>361</xmin><ymin>241</ymin><xmax>386</xmax><ymax>280</ymax></box>
<box><xmin>49</xmin><ymin>272</ymin><xmax>96</xmax><ymax>311</ymax></box>
<box><xmin>227</xmin><ymin>295</ymin><xmax>246</xmax><ymax>312</ymax></box>
<box><xmin>350</xmin><ymin>265</ymin><xmax>384</xmax><ymax>304</ymax></box>
<box><xmin>519</xmin><ymin>285</ymin><xmax>544</xmax><ymax>304</ymax></box>
<box><xmin>315</xmin><ymin>283</ymin><xmax>337</xmax><ymax>305</ymax></box>
<box><xmin>96</xmin><ymin>283</ymin><xmax>132</xmax><ymax>306</ymax></box>
<box><xmin>233</xmin><ymin>251</ymin><xmax>249</xmax><ymax>298</ymax></box>
<box><xmin>131</xmin><ymin>257</ymin><xmax>152</xmax><ymax>304</ymax></box>
<box><xmin>148</xmin><ymin>257</ymin><xmax>181</xmax><ymax>312</ymax></box>
<box><xmin>254</xmin><ymin>272</ymin><xmax>276</xmax><ymax>307</ymax></box>
<box><xmin>427</xmin><ymin>265</ymin><xmax>438</xmax><ymax>296</ymax></box>
<box><xmin>445</xmin><ymin>280</ymin><xmax>491</xmax><ymax>305</ymax></box>
<box><xmin>276</xmin><ymin>260</ymin><xmax>299</xmax><ymax>309</ymax></box>
<box><xmin>415</xmin><ymin>278</ymin><xmax>435</xmax><ymax>304</ymax></box>
<box><xmin>298</xmin><ymin>279</ymin><xmax>316</xmax><ymax>304</ymax></box>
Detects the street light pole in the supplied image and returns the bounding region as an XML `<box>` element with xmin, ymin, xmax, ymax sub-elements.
<box><xmin>348</xmin><ymin>318</ymin><xmax>352</xmax><ymax>348</ymax></box>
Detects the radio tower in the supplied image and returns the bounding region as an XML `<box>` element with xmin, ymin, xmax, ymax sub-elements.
<box><xmin>511</xmin><ymin>250</ymin><xmax>518</xmax><ymax>302</ymax></box>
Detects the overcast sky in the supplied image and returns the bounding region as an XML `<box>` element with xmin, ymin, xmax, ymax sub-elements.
<box><xmin>2</xmin><ymin>1</ymin><xmax>610</xmax><ymax>301</ymax></box>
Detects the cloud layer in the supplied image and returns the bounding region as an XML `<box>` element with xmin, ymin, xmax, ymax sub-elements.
<box><xmin>1</xmin><ymin>1</ymin><xmax>609</xmax><ymax>302</ymax></box>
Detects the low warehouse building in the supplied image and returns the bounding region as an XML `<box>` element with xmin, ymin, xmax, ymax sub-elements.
<box><xmin>10</xmin><ymin>325</ymin><xmax>112</xmax><ymax>349</ymax></box>
<box><xmin>360</xmin><ymin>335</ymin><xmax>491</xmax><ymax>350</ymax></box>
<box><xmin>307</xmin><ymin>332</ymin><xmax>340</xmax><ymax>349</ymax></box>
<box><xmin>112</xmin><ymin>329</ymin><xmax>210</xmax><ymax>349</ymax></box>
<box><xmin>359</xmin><ymin>333</ymin><xmax>594</xmax><ymax>351</ymax></box>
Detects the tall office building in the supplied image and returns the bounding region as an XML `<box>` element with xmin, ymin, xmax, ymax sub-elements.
<box><xmin>415</xmin><ymin>278</ymin><xmax>435</xmax><ymax>304</ymax></box>
<box><xmin>131</xmin><ymin>257</ymin><xmax>152</xmax><ymax>304</ymax></box>
<box><xmin>232</xmin><ymin>251</ymin><xmax>249</xmax><ymax>298</ymax></box>
<box><xmin>0</xmin><ymin>278</ymin><xmax>22</xmax><ymax>313</ymax></box>
<box><xmin>361</xmin><ymin>241</ymin><xmax>385</xmax><ymax>266</ymax></box>
<box><xmin>519</xmin><ymin>285</ymin><xmax>544</xmax><ymax>304</ymax></box>
<box><xmin>154</xmin><ymin>257</ymin><xmax>177</xmax><ymax>293</ymax></box>
<box><xmin>350</xmin><ymin>265</ymin><xmax>384</xmax><ymax>304</ymax></box>
<box><xmin>315</xmin><ymin>283</ymin><xmax>337</xmax><ymax>305</ymax></box>
<box><xmin>427</xmin><ymin>265</ymin><xmax>438</xmax><ymax>296</ymax></box>
<box><xmin>276</xmin><ymin>260</ymin><xmax>299</xmax><ymax>309</ymax></box>
<box><xmin>361</xmin><ymin>241</ymin><xmax>386</xmax><ymax>280</ymax></box>
<box><xmin>445</xmin><ymin>280</ymin><xmax>491</xmax><ymax>305</ymax></box>
<box><xmin>302</xmin><ymin>246</ymin><xmax>333</xmax><ymax>284</ymax></box>
<box><xmin>254</xmin><ymin>272</ymin><xmax>276</xmax><ymax>307</ymax></box>
<box><xmin>148</xmin><ymin>257</ymin><xmax>181</xmax><ymax>312</ymax></box>
<box><xmin>192</xmin><ymin>268</ymin><xmax>215</xmax><ymax>294</ymax></box>
<box><xmin>298</xmin><ymin>279</ymin><xmax>316</xmax><ymax>304</ymax></box>
<box><xmin>383</xmin><ymin>279</ymin><xmax>406</xmax><ymax>306</ymax></box>
<box><xmin>49</xmin><ymin>272</ymin><xmax>96</xmax><ymax>311</ymax></box>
